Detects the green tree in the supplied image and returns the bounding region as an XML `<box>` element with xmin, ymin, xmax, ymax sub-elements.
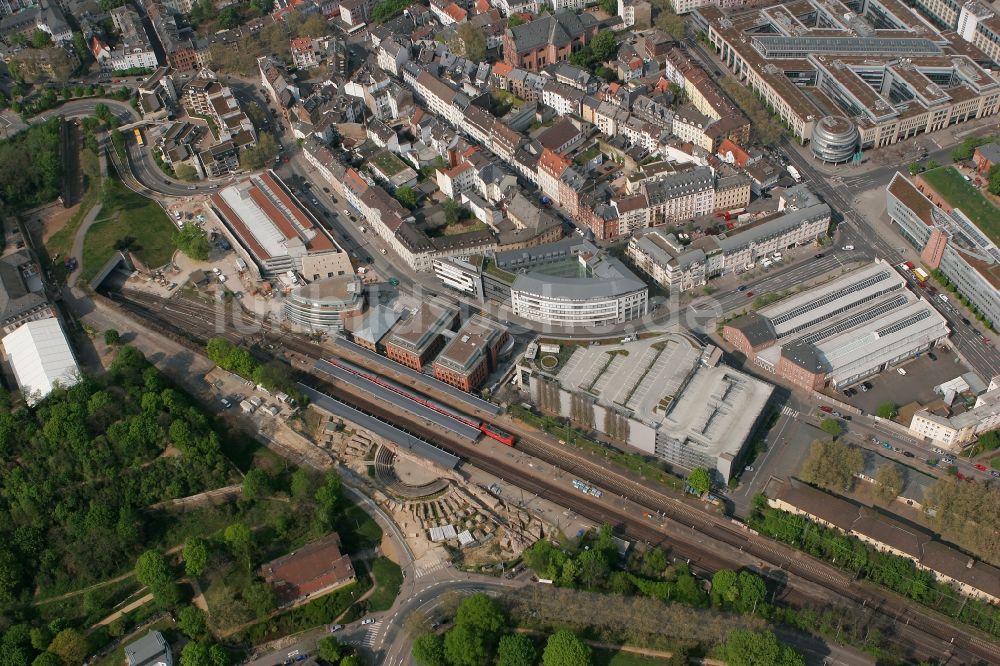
<box><xmin>589</xmin><ymin>30</ymin><xmax>618</xmax><ymax>62</ymax></box>
<box><xmin>393</xmin><ymin>185</ymin><xmax>417</xmax><ymax>209</ymax></box>
<box><xmin>710</xmin><ymin>569</ymin><xmax>738</xmax><ymax>607</ymax></box>
<box><xmin>104</xmin><ymin>329</ymin><xmax>120</xmax><ymax>345</ymax></box>
<box><xmin>542</xmin><ymin>630</ymin><xmax>591</xmax><ymax>666</ymax></box>
<box><xmin>184</xmin><ymin>536</ymin><xmax>209</xmax><ymax>577</ymax></box>
<box><xmin>29</xmin><ymin>628</ymin><xmax>52</xmax><ymax>652</ymax></box>
<box><xmin>455</xmin><ymin>23</ymin><xmax>486</xmax><ymax>62</ymax></box>
<box><xmin>239</xmin><ymin>133</ymin><xmax>280</xmax><ymax>170</ymax></box>
<box><xmin>734</xmin><ymin>571</ymin><xmax>767</xmax><ymax>615</ymax></box>
<box><xmin>655</xmin><ymin>9</ymin><xmax>686</xmax><ymax>39</ymax></box>
<box><xmin>135</xmin><ymin>550</ymin><xmax>172</xmax><ymax>591</ymax></box>
<box><xmin>455</xmin><ymin>593</ymin><xmax>505</xmax><ymax>639</ymax></box>
<box><xmin>217</xmin><ymin>6</ymin><xmax>241</xmax><ymax>28</ymax></box>
<box><xmin>177</xmin><ymin>605</ymin><xmax>208</xmax><ymax>639</ymax></box>
<box><xmin>876</xmin><ymin>402</ymin><xmax>898</xmax><ymax>419</ymax></box>
<box><xmin>442</xmin><ymin>624</ymin><xmax>489</xmax><ymax>666</ymax></box>
<box><xmin>411</xmin><ymin>633</ymin><xmax>446</xmax><ymax>666</ymax></box>
<box><xmin>819</xmin><ymin>418</ymin><xmax>842</xmax><ymax>437</ymax></box>
<box><xmin>908</xmin><ymin>161</ymin><xmax>921</xmax><ymax>175</ymax></box>
<box><xmin>32</xmin><ymin>653</ymin><xmax>63</xmax><ymax>666</ymax></box>
<box><xmin>242</xmin><ymin>468</ymin><xmax>270</xmax><ymax>501</ymax></box>
<box><xmin>174</xmin><ymin>224</ymin><xmax>211</xmax><ymax>261</ymax></box>
<box><xmin>244</xmin><ymin>581</ymin><xmax>276</xmax><ymax>620</ymax></box>
<box><xmin>317</xmin><ymin>637</ymin><xmax>344</xmax><ymax>663</ymax></box>
<box><xmin>873</xmin><ymin>464</ymin><xmax>904</xmax><ymax>504</ymax></box>
<box><xmin>576</xmin><ymin>548</ymin><xmax>610</xmax><ymax>589</ymax></box>
<box><xmin>496</xmin><ymin>634</ymin><xmax>536</xmax><ymax>666</ymax></box>
<box><xmin>337</xmin><ymin>658</ymin><xmax>359</xmax><ymax>666</ymax></box>
<box><xmin>508</xmin><ymin>15</ymin><xmax>523</xmax><ymax>27</ymax></box>
<box><xmin>988</xmin><ymin>165</ymin><xmax>1000</xmax><ymax>196</ymax></box>
<box><xmin>224</xmin><ymin>522</ymin><xmax>255</xmax><ymax>569</ymax></box>
<box><xmin>30</xmin><ymin>29</ymin><xmax>52</xmax><ymax>49</ymax></box>
<box><xmin>290</xmin><ymin>468</ymin><xmax>314</xmax><ymax>499</ymax></box>
<box><xmin>800</xmin><ymin>440</ymin><xmax>863</xmax><ymax>492</ymax></box>
<box><xmin>687</xmin><ymin>468</ymin><xmax>712</xmax><ymax>495</ymax></box>
<box><xmin>299</xmin><ymin>13</ymin><xmax>328</xmax><ymax>37</ymax></box>
<box><xmin>720</xmin><ymin>629</ymin><xmax>804</xmax><ymax>666</ymax></box>
<box><xmin>174</xmin><ymin>163</ymin><xmax>198</xmax><ymax>181</ymax></box>
<box><xmin>47</xmin><ymin>629</ymin><xmax>88</xmax><ymax>666</ymax></box>
<box><xmin>979</xmin><ymin>430</ymin><xmax>1000</xmax><ymax>451</ymax></box>
<box><xmin>599</xmin><ymin>0</ymin><xmax>616</xmax><ymax>14</ymax></box>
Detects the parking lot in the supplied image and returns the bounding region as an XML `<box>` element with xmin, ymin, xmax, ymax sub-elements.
<box><xmin>833</xmin><ymin>347</ymin><xmax>969</xmax><ymax>414</ymax></box>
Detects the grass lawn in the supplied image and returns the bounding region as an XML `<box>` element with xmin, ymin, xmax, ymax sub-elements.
<box><xmin>591</xmin><ymin>647</ymin><xmax>675</xmax><ymax>666</ymax></box>
<box><xmin>366</xmin><ymin>557</ymin><xmax>403</xmax><ymax>612</ymax></box>
<box><xmin>80</xmin><ymin>173</ymin><xmax>177</xmax><ymax>281</ymax></box>
<box><xmin>371</xmin><ymin>151</ymin><xmax>408</xmax><ymax>177</ymax></box>
<box><xmin>920</xmin><ymin>167</ymin><xmax>1000</xmax><ymax>243</ymax></box>
<box><xmin>335</xmin><ymin>503</ymin><xmax>383</xmax><ymax>552</ymax></box>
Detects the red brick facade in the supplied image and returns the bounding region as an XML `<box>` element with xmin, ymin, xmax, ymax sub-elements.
<box><xmin>384</xmin><ymin>335</ymin><xmax>446</xmax><ymax>371</ymax></box>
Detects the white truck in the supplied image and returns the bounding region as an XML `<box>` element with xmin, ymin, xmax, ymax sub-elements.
<box><xmin>787</xmin><ymin>165</ymin><xmax>802</xmax><ymax>182</ymax></box>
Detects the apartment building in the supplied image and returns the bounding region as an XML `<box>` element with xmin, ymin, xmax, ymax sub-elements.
<box><xmin>886</xmin><ymin>172</ymin><xmax>1000</xmax><ymax>328</ymax></box>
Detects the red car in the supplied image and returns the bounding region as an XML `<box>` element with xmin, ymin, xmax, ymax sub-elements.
<box><xmin>745</xmin><ymin>291</ymin><xmax>754</xmax><ymax>297</ymax></box>
<box><xmin>974</xmin><ymin>463</ymin><xmax>988</xmax><ymax>471</ymax></box>
<box><xmin>983</xmin><ymin>337</ymin><xmax>992</xmax><ymax>345</ymax></box>
<box><xmin>819</xmin><ymin>406</ymin><xmax>833</xmax><ymax>413</ymax></box>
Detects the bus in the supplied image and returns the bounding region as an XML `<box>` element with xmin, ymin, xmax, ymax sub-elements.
<box><xmin>914</xmin><ymin>267</ymin><xmax>929</xmax><ymax>284</ymax></box>
<box><xmin>133</xmin><ymin>128</ymin><xmax>144</xmax><ymax>146</ymax></box>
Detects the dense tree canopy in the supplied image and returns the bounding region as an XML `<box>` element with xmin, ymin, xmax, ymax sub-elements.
<box><xmin>0</xmin><ymin>118</ymin><xmax>63</xmax><ymax>210</ymax></box>
<box><xmin>720</xmin><ymin>629</ymin><xmax>804</xmax><ymax>666</ymax></box>
<box><xmin>800</xmin><ymin>440</ymin><xmax>862</xmax><ymax>492</ymax></box>
<box><xmin>542</xmin><ymin>630</ymin><xmax>591</xmax><ymax>666</ymax></box>
<box><xmin>0</xmin><ymin>347</ymin><xmax>231</xmax><ymax>602</ymax></box>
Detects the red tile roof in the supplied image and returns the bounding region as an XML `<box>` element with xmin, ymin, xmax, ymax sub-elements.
<box><xmin>445</xmin><ymin>2</ymin><xmax>467</xmax><ymax>21</ymax></box>
<box><xmin>538</xmin><ymin>148</ymin><xmax>570</xmax><ymax>178</ymax></box>
<box><xmin>211</xmin><ymin>193</ymin><xmax>272</xmax><ymax>261</ymax></box>
<box><xmin>261</xmin><ymin>533</ymin><xmax>355</xmax><ymax>605</ymax></box>
<box><xmin>290</xmin><ymin>36</ymin><xmax>313</xmax><ymax>53</ymax></box>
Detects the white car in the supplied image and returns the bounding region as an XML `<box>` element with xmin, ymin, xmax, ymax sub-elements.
<box><xmin>933</xmin><ymin>448</ymin><xmax>944</xmax><ymax>454</ymax></box>
<box><xmin>843</xmin><ymin>245</ymin><xmax>855</xmax><ymax>250</ymax></box>
<box><xmin>361</xmin><ymin>618</ymin><xmax>376</xmax><ymax>625</ymax></box>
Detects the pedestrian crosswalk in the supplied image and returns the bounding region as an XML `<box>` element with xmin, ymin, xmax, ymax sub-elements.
<box><xmin>358</xmin><ymin>621</ymin><xmax>383</xmax><ymax>647</ymax></box>
<box><xmin>413</xmin><ymin>559</ymin><xmax>449</xmax><ymax>578</ymax></box>
<box><xmin>780</xmin><ymin>405</ymin><xmax>799</xmax><ymax>419</ymax></box>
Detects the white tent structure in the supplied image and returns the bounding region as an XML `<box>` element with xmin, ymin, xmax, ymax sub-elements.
<box><xmin>2</xmin><ymin>317</ymin><xmax>79</xmax><ymax>405</ymax></box>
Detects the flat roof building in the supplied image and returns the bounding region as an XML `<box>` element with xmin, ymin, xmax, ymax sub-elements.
<box><xmin>432</xmin><ymin>316</ymin><xmax>511</xmax><ymax>392</ymax></box>
<box><xmin>886</xmin><ymin>171</ymin><xmax>1000</xmax><ymax>329</ymax></box>
<box><xmin>283</xmin><ymin>275</ymin><xmax>364</xmax><ymax>332</ymax></box>
<box><xmin>210</xmin><ymin>171</ymin><xmax>352</xmax><ymax>280</ymax></box>
<box><xmin>493</xmin><ymin>238</ymin><xmax>648</xmax><ymax>328</ymax></box>
<box><xmin>2</xmin><ymin>317</ymin><xmax>79</xmax><ymax>406</ymax></box>
<box><xmin>384</xmin><ymin>302</ymin><xmax>459</xmax><ymax>370</ymax></box>
<box><xmin>344</xmin><ymin>304</ymin><xmax>402</xmax><ymax>352</ymax></box>
<box><xmin>696</xmin><ymin>1</ymin><xmax>1000</xmax><ymax>155</ymax></box>
<box><xmin>523</xmin><ymin>333</ymin><xmax>772</xmax><ymax>482</ymax></box>
<box><xmin>724</xmin><ymin>260</ymin><xmax>950</xmax><ymax>389</ymax></box>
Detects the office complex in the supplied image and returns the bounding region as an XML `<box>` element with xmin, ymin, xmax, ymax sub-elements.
<box><xmin>886</xmin><ymin>172</ymin><xmax>1000</xmax><ymax>328</ymax></box>
<box><xmin>434</xmin><ymin>239</ymin><xmax>648</xmax><ymax>328</ymax></box>
<box><xmin>724</xmin><ymin>261</ymin><xmax>950</xmax><ymax>389</ymax></box>
<box><xmin>432</xmin><ymin>316</ymin><xmax>512</xmax><ymax>391</ymax></box>
<box><xmin>519</xmin><ymin>334</ymin><xmax>773</xmax><ymax>482</ymax></box>
<box><xmin>695</xmin><ymin>0</ymin><xmax>1000</xmax><ymax>155</ymax></box>
<box><xmin>384</xmin><ymin>302</ymin><xmax>460</xmax><ymax>371</ymax></box>
<box><xmin>283</xmin><ymin>275</ymin><xmax>364</xmax><ymax>332</ymax></box>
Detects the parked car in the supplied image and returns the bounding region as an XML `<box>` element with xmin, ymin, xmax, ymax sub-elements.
<box><xmin>819</xmin><ymin>406</ymin><xmax>833</xmax><ymax>413</ymax></box>
<box><xmin>928</xmin><ymin>352</ymin><xmax>937</xmax><ymax>361</ymax></box>
<box><xmin>974</xmin><ymin>463</ymin><xmax>988</xmax><ymax>471</ymax></box>
<box><xmin>903</xmin><ymin>451</ymin><xmax>914</xmax><ymax>458</ymax></box>
<box><xmin>842</xmin><ymin>245</ymin><xmax>854</xmax><ymax>250</ymax></box>
<box><xmin>361</xmin><ymin>618</ymin><xmax>376</xmax><ymax>625</ymax></box>
<box><xmin>737</xmin><ymin>285</ymin><xmax>748</xmax><ymax>292</ymax></box>
<box><xmin>814</xmin><ymin>253</ymin><xmax>824</xmax><ymax>259</ymax></box>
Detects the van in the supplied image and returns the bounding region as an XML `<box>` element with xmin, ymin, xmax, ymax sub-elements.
<box><xmin>897</xmin><ymin>367</ymin><xmax>907</xmax><ymax>375</ymax></box>
<box><xmin>939</xmin><ymin>293</ymin><xmax>949</xmax><ymax>303</ymax></box>
<box><xmin>761</xmin><ymin>258</ymin><xmax>772</xmax><ymax>268</ymax></box>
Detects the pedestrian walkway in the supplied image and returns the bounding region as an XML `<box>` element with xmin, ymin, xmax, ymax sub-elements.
<box><xmin>412</xmin><ymin>559</ymin><xmax>450</xmax><ymax>579</ymax></box>
<box><xmin>781</xmin><ymin>405</ymin><xmax>799</xmax><ymax>419</ymax></box>
<box><xmin>352</xmin><ymin>620</ymin><xmax>383</xmax><ymax>648</ymax></box>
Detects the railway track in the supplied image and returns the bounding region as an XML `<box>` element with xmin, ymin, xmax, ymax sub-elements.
<box><xmin>106</xmin><ymin>289</ymin><xmax>998</xmax><ymax>664</ymax></box>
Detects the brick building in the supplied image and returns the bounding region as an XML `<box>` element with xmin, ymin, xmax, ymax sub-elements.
<box><xmin>502</xmin><ymin>11</ymin><xmax>598</xmax><ymax>72</ymax></box>
<box><xmin>384</xmin><ymin>302</ymin><xmax>459</xmax><ymax>370</ymax></box>
<box><xmin>432</xmin><ymin>316</ymin><xmax>510</xmax><ymax>391</ymax></box>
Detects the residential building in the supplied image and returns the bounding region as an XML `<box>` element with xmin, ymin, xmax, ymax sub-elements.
<box><xmin>384</xmin><ymin>302</ymin><xmax>460</xmax><ymax>370</ymax></box>
<box><xmin>108</xmin><ymin>6</ymin><xmax>157</xmax><ymax>71</ymax></box>
<box><xmin>629</xmin><ymin>200</ymin><xmax>831</xmax><ymax>291</ymax></box>
<box><xmin>973</xmin><ymin>143</ymin><xmax>1000</xmax><ymax>175</ymax></box>
<box><xmin>641</xmin><ymin>166</ymin><xmax>716</xmax><ymax>227</ymax></box>
<box><xmin>885</xmin><ymin>172</ymin><xmax>1000</xmax><ymax>328</ymax></box>
<box><xmin>260</xmin><ymin>533</ymin><xmax>356</xmax><ymax>607</ymax></box>
<box><xmin>618</xmin><ymin>0</ymin><xmax>651</xmax><ymax>28</ymax></box>
<box><xmin>723</xmin><ymin>261</ymin><xmax>950</xmax><ymax>389</ymax></box>
<box><xmin>768</xmin><ymin>478</ymin><xmax>1000</xmax><ymax>604</ymax></box>
<box><xmin>503</xmin><ymin>10</ymin><xmax>599</xmax><ymax>72</ymax></box>
<box><xmin>432</xmin><ymin>316</ymin><xmax>511</xmax><ymax>391</ymax></box>
<box><xmin>124</xmin><ymin>632</ymin><xmax>172</xmax><ymax>666</ymax></box>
